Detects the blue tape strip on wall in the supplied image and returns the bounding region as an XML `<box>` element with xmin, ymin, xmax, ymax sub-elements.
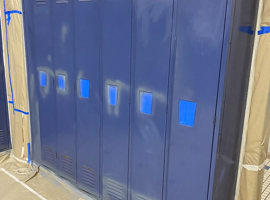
<box><xmin>5</xmin><ymin>10</ymin><xmax>22</xmax><ymax>26</ymax></box>
<box><xmin>58</xmin><ymin>75</ymin><xmax>66</xmax><ymax>91</ymax></box>
<box><xmin>80</xmin><ymin>79</ymin><xmax>90</xmax><ymax>98</ymax></box>
<box><xmin>179</xmin><ymin>100</ymin><xmax>197</xmax><ymax>127</ymax></box>
<box><xmin>27</xmin><ymin>142</ymin><xmax>31</xmax><ymax>164</ymax></box>
<box><xmin>108</xmin><ymin>85</ymin><xmax>118</xmax><ymax>105</ymax></box>
<box><xmin>140</xmin><ymin>92</ymin><xmax>153</xmax><ymax>115</ymax></box>
<box><xmin>239</xmin><ymin>26</ymin><xmax>254</xmax><ymax>35</ymax></box>
<box><xmin>258</xmin><ymin>26</ymin><xmax>270</xmax><ymax>35</ymax></box>
<box><xmin>39</xmin><ymin>71</ymin><xmax>47</xmax><ymax>87</ymax></box>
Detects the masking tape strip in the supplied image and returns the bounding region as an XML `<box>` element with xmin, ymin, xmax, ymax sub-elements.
<box><xmin>242</xmin><ymin>161</ymin><xmax>266</xmax><ymax>171</ymax></box>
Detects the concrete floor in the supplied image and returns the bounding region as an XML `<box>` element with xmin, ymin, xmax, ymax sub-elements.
<box><xmin>0</xmin><ymin>151</ymin><xmax>95</xmax><ymax>200</ymax></box>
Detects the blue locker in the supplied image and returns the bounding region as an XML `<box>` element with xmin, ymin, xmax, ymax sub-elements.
<box><xmin>166</xmin><ymin>0</ymin><xmax>229</xmax><ymax>199</ymax></box>
<box><xmin>0</xmin><ymin>49</ymin><xmax>9</xmax><ymax>151</ymax></box>
<box><xmin>52</xmin><ymin>0</ymin><xmax>76</xmax><ymax>181</ymax></box>
<box><xmin>101</xmin><ymin>0</ymin><xmax>132</xmax><ymax>199</ymax></box>
<box><xmin>129</xmin><ymin>0</ymin><xmax>173</xmax><ymax>199</ymax></box>
<box><xmin>32</xmin><ymin>1</ymin><xmax>58</xmax><ymax>169</ymax></box>
<box><xmin>74</xmin><ymin>0</ymin><xmax>101</xmax><ymax>196</ymax></box>
<box><xmin>23</xmin><ymin>0</ymin><xmax>247</xmax><ymax>199</ymax></box>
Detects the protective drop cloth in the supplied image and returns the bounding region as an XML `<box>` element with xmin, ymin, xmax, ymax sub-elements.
<box><xmin>0</xmin><ymin>151</ymin><xmax>95</xmax><ymax>200</ymax></box>
<box><xmin>238</xmin><ymin>0</ymin><xmax>270</xmax><ymax>199</ymax></box>
<box><xmin>0</xmin><ymin>0</ymin><xmax>31</xmax><ymax>160</ymax></box>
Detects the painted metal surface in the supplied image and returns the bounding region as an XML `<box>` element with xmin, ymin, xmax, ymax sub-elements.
<box><xmin>165</xmin><ymin>0</ymin><xmax>229</xmax><ymax>199</ymax></box>
<box><xmin>21</xmin><ymin>0</ymin><xmax>247</xmax><ymax>199</ymax></box>
<box><xmin>52</xmin><ymin>1</ymin><xmax>76</xmax><ymax>181</ymax></box>
<box><xmin>101</xmin><ymin>0</ymin><xmax>132</xmax><ymax>199</ymax></box>
<box><xmin>129</xmin><ymin>0</ymin><xmax>173</xmax><ymax>199</ymax></box>
<box><xmin>0</xmin><ymin>41</ymin><xmax>9</xmax><ymax>152</ymax></box>
<box><xmin>32</xmin><ymin>1</ymin><xmax>57</xmax><ymax>169</ymax></box>
<box><xmin>212</xmin><ymin>0</ymin><xmax>259</xmax><ymax>199</ymax></box>
<box><xmin>74</xmin><ymin>0</ymin><xmax>101</xmax><ymax>196</ymax></box>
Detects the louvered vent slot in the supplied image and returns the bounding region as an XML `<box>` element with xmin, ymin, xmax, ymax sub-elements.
<box><xmin>61</xmin><ymin>154</ymin><xmax>73</xmax><ymax>176</ymax></box>
<box><xmin>104</xmin><ymin>178</ymin><xmax>125</xmax><ymax>200</ymax></box>
<box><xmin>0</xmin><ymin>130</ymin><xmax>8</xmax><ymax>145</ymax></box>
<box><xmin>56</xmin><ymin>0</ymin><xmax>69</xmax><ymax>4</ymax></box>
<box><xmin>42</xmin><ymin>146</ymin><xmax>56</xmax><ymax>164</ymax></box>
<box><xmin>78</xmin><ymin>0</ymin><xmax>93</xmax><ymax>2</ymax></box>
<box><xmin>133</xmin><ymin>193</ymin><xmax>153</xmax><ymax>200</ymax></box>
<box><xmin>81</xmin><ymin>166</ymin><xmax>96</xmax><ymax>190</ymax></box>
<box><xmin>35</xmin><ymin>0</ymin><xmax>46</xmax><ymax>5</ymax></box>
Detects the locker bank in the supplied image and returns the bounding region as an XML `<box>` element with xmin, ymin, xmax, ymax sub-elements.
<box><xmin>21</xmin><ymin>0</ymin><xmax>257</xmax><ymax>199</ymax></box>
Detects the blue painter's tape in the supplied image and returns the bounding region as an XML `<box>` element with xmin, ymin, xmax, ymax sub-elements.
<box><xmin>5</xmin><ymin>10</ymin><xmax>22</xmax><ymax>26</ymax></box>
<box><xmin>140</xmin><ymin>92</ymin><xmax>153</xmax><ymax>115</ymax></box>
<box><xmin>80</xmin><ymin>79</ymin><xmax>90</xmax><ymax>98</ymax></box>
<box><xmin>4</xmin><ymin>1</ymin><xmax>28</xmax><ymax>116</ymax></box>
<box><xmin>27</xmin><ymin>142</ymin><xmax>31</xmax><ymax>164</ymax></box>
<box><xmin>4</xmin><ymin>0</ymin><xmax>15</xmax><ymax>113</ymax></box>
<box><xmin>179</xmin><ymin>100</ymin><xmax>197</xmax><ymax>127</ymax></box>
<box><xmin>8</xmin><ymin>101</ymin><xmax>29</xmax><ymax>114</ymax></box>
<box><xmin>39</xmin><ymin>71</ymin><xmax>47</xmax><ymax>87</ymax></box>
<box><xmin>8</xmin><ymin>101</ymin><xmax>29</xmax><ymax>115</ymax></box>
<box><xmin>239</xmin><ymin>26</ymin><xmax>254</xmax><ymax>35</ymax></box>
<box><xmin>108</xmin><ymin>85</ymin><xmax>118</xmax><ymax>106</ymax></box>
<box><xmin>14</xmin><ymin>108</ymin><xmax>29</xmax><ymax>115</ymax></box>
<box><xmin>58</xmin><ymin>75</ymin><xmax>66</xmax><ymax>91</ymax></box>
<box><xmin>258</xmin><ymin>26</ymin><xmax>270</xmax><ymax>35</ymax></box>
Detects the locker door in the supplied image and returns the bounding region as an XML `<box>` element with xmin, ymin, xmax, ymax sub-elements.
<box><xmin>74</xmin><ymin>0</ymin><xmax>101</xmax><ymax>196</ymax></box>
<box><xmin>32</xmin><ymin>1</ymin><xmax>57</xmax><ymax>169</ymax></box>
<box><xmin>166</xmin><ymin>0</ymin><xmax>228</xmax><ymax>199</ymax></box>
<box><xmin>0</xmin><ymin>49</ymin><xmax>9</xmax><ymax>151</ymax></box>
<box><xmin>101</xmin><ymin>0</ymin><xmax>132</xmax><ymax>199</ymax></box>
<box><xmin>129</xmin><ymin>0</ymin><xmax>173</xmax><ymax>199</ymax></box>
<box><xmin>52</xmin><ymin>0</ymin><xmax>76</xmax><ymax>181</ymax></box>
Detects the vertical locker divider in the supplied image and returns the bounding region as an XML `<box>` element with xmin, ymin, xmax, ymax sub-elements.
<box><xmin>50</xmin><ymin>0</ymin><xmax>58</xmax><ymax>171</ymax></box>
<box><xmin>127</xmin><ymin>0</ymin><xmax>136</xmax><ymax>198</ymax></box>
<box><xmin>161</xmin><ymin>0</ymin><xmax>177</xmax><ymax>198</ymax></box>
<box><xmin>99</xmin><ymin>0</ymin><xmax>104</xmax><ymax>197</ymax></box>
<box><xmin>99</xmin><ymin>24</ymin><xmax>103</xmax><ymax>200</ymax></box>
<box><xmin>72</xmin><ymin>0</ymin><xmax>78</xmax><ymax>186</ymax></box>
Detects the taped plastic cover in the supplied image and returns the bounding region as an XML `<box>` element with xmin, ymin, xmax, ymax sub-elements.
<box><xmin>0</xmin><ymin>0</ymin><xmax>31</xmax><ymax>161</ymax></box>
<box><xmin>238</xmin><ymin>0</ymin><xmax>270</xmax><ymax>199</ymax></box>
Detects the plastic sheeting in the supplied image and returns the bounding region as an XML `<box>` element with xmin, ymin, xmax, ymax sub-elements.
<box><xmin>237</xmin><ymin>0</ymin><xmax>270</xmax><ymax>199</ymax></box>
<box><xmin>0</xmin><ymin>0</ymin><xmax>31</xmax><ymax>161</ymax></box>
